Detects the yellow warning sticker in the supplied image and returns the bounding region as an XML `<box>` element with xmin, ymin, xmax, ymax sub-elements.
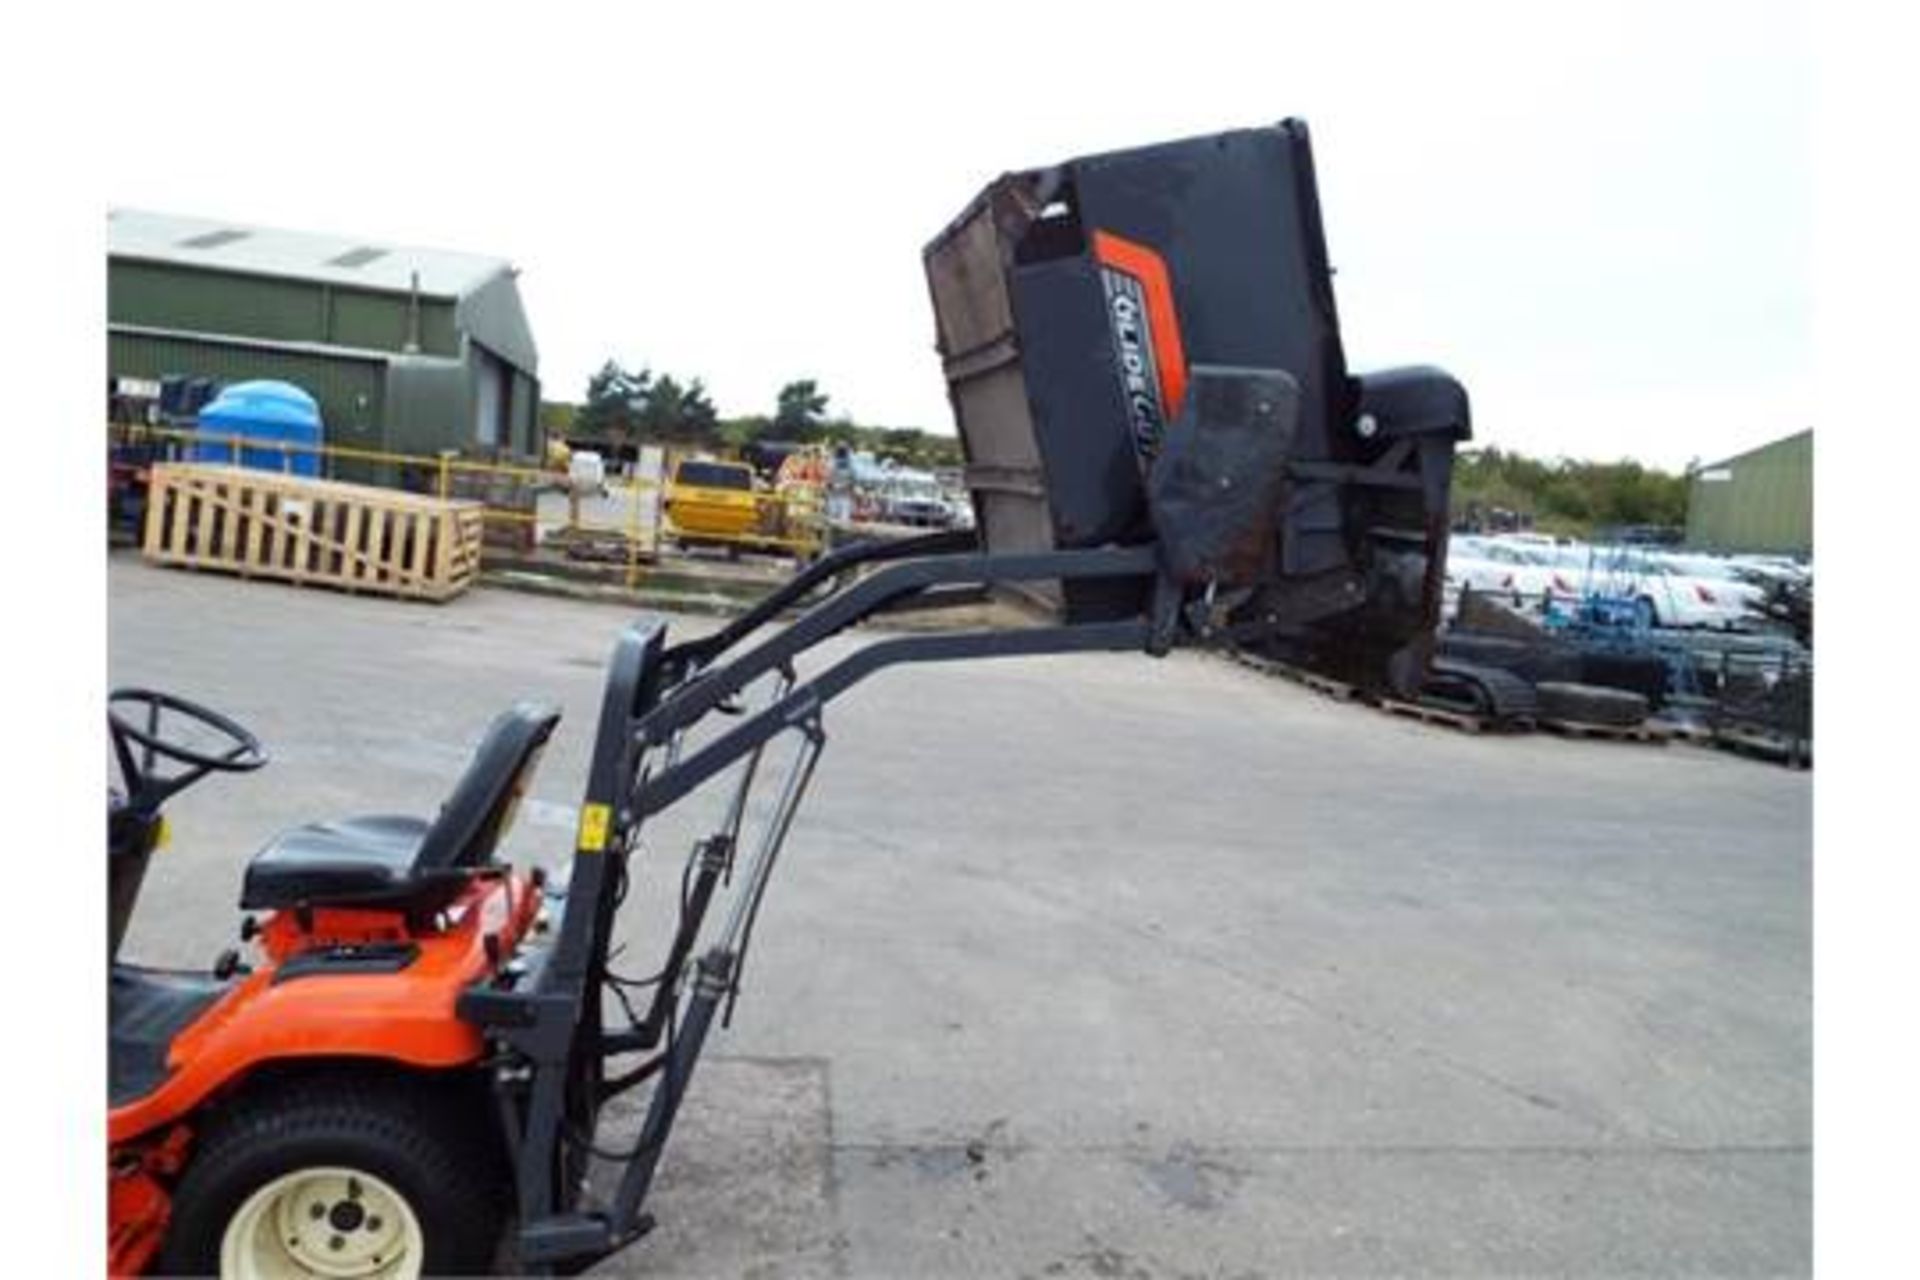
<box><xmin>577</xmin><ymin>803</ymin><xmax>612</xmax><ymax>853</ymax></box>
<box><xmin>154</xmin><ymin>816</ymin><xmax>172</xmax><ymax>851</ymax></box>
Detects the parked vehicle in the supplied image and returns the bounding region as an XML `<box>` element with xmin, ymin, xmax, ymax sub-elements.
<box><xmin>878</xmin><ymin>472</ymin><xmax>957</xmax><ymax>528</ymax></box>
<box><xmin>1652</xmin><ymin>550</ymin><xmax>1753</xmax><ymax>584</ymax></box>
<box><xmin>663</xmin><ymin>458</ymin><xmax>761</xmax><ymax>550</ymax></box>
<box><xmin>1726</xmin><ymin>555</ymin><xmax>1812</xmax><ymax>591</ymax></box>
<box><xmin>664</xmin><ymin>457</ymin><xmax>819</xmax><ymax>560</ymax></box>
<box><xmin>1582</xmin><ymin>549</ymin><xmax>1762</xmax><ymax>630</ymax></box>
<box><xmin>1445</xmin><ymin>537</ymin><xmax>1580</xmax><ymax>605</ymax></box>
<box><xmin>1498</xmin><ymin>531</ymin><xmax>1581</xmax><ymax>551</ymax></box>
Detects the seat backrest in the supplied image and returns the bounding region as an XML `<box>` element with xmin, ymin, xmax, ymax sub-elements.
<box><xmin>415</xmin><ymin>702</ymin><xmax>562</xmax><ymax>873</ymax></box>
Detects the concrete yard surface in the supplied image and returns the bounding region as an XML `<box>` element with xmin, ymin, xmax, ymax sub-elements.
<box><xmin>109</xmin><ymin>553</ymin><xmax>1811</xmax><ymax>1277</ymax></box>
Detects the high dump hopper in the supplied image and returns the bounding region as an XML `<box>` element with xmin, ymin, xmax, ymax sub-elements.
<box><xmin>923</xmin><ymin>118</ymin><xmax>1471</xmax><ymax>694</ymax></box>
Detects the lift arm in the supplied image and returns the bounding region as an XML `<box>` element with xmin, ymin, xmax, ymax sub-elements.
<box><xmin>466</xmin><ymin>541</ymin><xmax>1165</xmax><ymax>1270</ymax></box>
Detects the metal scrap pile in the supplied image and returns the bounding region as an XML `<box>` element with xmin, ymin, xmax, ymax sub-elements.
<box><xmin>1429</xmin><ymin>562</ymin><xmax>1812</xmax><ymax>763</ymax></box>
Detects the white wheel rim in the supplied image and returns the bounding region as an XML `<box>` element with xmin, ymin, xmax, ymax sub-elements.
<box><xmin>219</xmin><ymin>1165</ymin><xmax>423</xmax><ymax>1279</ymax></box>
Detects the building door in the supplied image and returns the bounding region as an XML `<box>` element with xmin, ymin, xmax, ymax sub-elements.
<box><xmin>473</xmin><ymin>345</ymin><xmax>508</xmax><ymax>448</ymax></box>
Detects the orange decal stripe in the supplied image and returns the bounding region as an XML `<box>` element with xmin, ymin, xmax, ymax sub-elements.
<box><xmin>1091</xmin><ymin>229</ymin><xmax>1189</xmax><ymax>421</ymax></box>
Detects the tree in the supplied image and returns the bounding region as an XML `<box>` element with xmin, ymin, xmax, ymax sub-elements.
<box><xmin>573</xmin><ymin>361</ymin><xmax>728</xmax><ymax>449</ymax></box>
<box><xmin>573</xmin><ymin>361</ymin><xmax>652</xmax><ymax>449</ymax></box>
<box><xmin>677</xmin><ymin>379</ymin><xmax>719</xmax><ymax>440</ymax></box>
<box><xmin>718</xmin><ymin>415</ymin><xmax>774</xmax><ymax>448</ymax></box>
<box><xmin>636</xmin><ymin>375</ymin><xmax>720</xmax><ymax>446</ymax></box>
<box><xmin>638</xmin><ymin>373</ymin><xmax>686</xmax><ymax>439</ymax></box>
<box><xmin>1450</xmin><ymin>446</ymin><xmax>1689</xmax><ymax>537</ymax></box>
<box><xmin>815</xmin><ymin>415</ymin><xmax>860</xmax><ymax>449</ymax></box>
<box><xmin>774</xmin><ymin>379</ymin><xmax>830</xmax><ymax>440</ymax></box>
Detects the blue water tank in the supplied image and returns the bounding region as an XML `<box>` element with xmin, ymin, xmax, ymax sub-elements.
<box><xmin>193</xmin><ymin>381</ymin><xmax>324</xmax><ymax>477</ymax></box>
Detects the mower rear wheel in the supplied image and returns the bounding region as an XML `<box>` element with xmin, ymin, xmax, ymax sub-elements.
<box><xmin>221</xmin><ymin>1166</ymin><xmax>421</xmax><ymax>1278</ymax></box>
<box><xmin>158</xmin><ymin>1075</ymin><xmax>506</xmax><ymax>1278</ymax></box>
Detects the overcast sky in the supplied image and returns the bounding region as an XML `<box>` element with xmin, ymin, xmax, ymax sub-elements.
<box><xmin>99</xmin><ymin>1</ymin><xmax>1807</xmax><ymax>472</ymax></box>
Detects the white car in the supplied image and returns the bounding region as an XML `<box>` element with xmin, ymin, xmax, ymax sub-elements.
<box><xmin>1581</xmin><ymin>550</ymin><xmax>1763</xmax><ymax>630</ymax></box>
<box><xmin>877</xmin><ymin>473</ymin><xmax>957</xmax><ymax>528</ymax></box>
<box><xmin>1725</xmin><ymin>554</ymin><xmax>1811</xmax><ymax>590</ymax></box>
<box><xmin>1446</xmin><ymin>537</ymin><xmax>1581</xmax><ymax>605</ymax></box>
<box><xmin>1496</xmin><ymin>531</ymin><xmax>1583</xmax><ymax>553</ymax></box>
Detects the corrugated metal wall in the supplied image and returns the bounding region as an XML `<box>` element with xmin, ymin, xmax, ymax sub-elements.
<box><xmin>110</xmin><ymin>261</ymin><xmax>459</xmax><ymax>358</ymax></box>
<box><xmin>109</xmin><ymin>330</ymin><xmax>386</xmax><ymax>453</ymax></box>
<box><xmin>1685</xmin><ymin>429</ymin><xmax>1812</xmax><ymax>556</ymax></box>
<box><xmin>330</xmin><ymin>287</ymin><xmax>456</xmax><ymax>355</ymax></box>
<box><xmin>109</xmin><ymin>257</ymin><xmax>539</xmax><ymax>463</ymax></box>
<box><xmin>457</xmin><ymin>272</ymin><xmax>538</xmax><ymax>373</ymax></box>
<box><xmin>112</xmin><ymin>262</ymin><xmax>324</xmax><ymax>346</ymax></box>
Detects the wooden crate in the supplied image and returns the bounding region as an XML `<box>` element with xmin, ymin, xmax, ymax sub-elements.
<box><xmin>142</xmin><ymin>464</ymin><xmax>484</xmax><ymax>602</ymax></box>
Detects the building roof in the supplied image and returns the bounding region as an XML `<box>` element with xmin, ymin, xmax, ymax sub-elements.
<box><xmin>107</xmin><ymin>208</ymin><xmax>515</xmax><ymax>299</ymax></box>
<box><xmin>1699</xmin><ymin>426</ymin><xmax>1812</xmax><ymax>474</ymax></box>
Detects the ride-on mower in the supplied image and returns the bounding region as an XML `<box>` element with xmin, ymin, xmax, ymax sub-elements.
<box><xmin>107</xmin><ymin>119</ymin><xmax>1469</xmax><ymax>1276</ymax></box>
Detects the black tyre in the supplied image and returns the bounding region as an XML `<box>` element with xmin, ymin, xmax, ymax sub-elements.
<box><xmin>1439</xmin><ymin>632</ymin><xmax>1583</xmax><ymax>685</ymax></box>
<box><xmin>1536</xmin><ymin>680</ymin><xmax>1650</xmax><ymax>727</ymax></box>
<box><xmin>159</xmin><ymin>1072</ymin><xmax>507</xmax><ymax>1278</ymax></box>
<box><xmin>1418</xmin><ymin>674</ymin><xmax>1491</xmax><ymax>716</ymax></box>
<box><xmin>1437</xmin><ymin>632</ymin><xmax>1530</xmax><ymax>663</ymax></box>
<box><xmin>1574</xmin><ymin>649</ymin><xmax>1671</xmax><ymax>707</ymax></box>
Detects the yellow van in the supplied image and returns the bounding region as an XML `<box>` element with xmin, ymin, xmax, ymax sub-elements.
<box><xmin>663</xmin><ymin>458</ymin><xmax>761</xmax><ymax>547</ymax></box>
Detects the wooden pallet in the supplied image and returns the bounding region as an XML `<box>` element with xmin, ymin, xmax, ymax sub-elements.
<box><xmin>1711</xmin><ymin>727</ymin><xmax>1812</xmax><ymax>769</ymax></box>
<box><xmin>1538</xmin><ymin>717</ymin><xmax>1672</xmax><ymax>744</ymax></box>
<box><xmin>1651</xmin><ymin>716</ymin><xmax>1716</xmax><ymax>744</ymax></box>
<box><xmin>1378</xmin><ymin>698</ymin><xmax>1491</xmax><ymax>734</ymax></box>
<box><xmin>1229</xmin><ymin>651</ymin><xmax>1364</xmax><ymax>702</ymax></box>
<box><xmin>143</xmin><ymin>463</ymin><xmax>484</xmax><ymax>602</ymax></box>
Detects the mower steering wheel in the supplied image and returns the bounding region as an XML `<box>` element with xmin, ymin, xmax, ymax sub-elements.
<box><xmin>109</xmin><ymin>688</ymin><xmax>266</xmax><ymax>809</ymax></box>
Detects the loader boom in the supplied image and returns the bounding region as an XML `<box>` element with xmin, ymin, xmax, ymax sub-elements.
<box><xmin>458</xmin><ymin>118</ymin><xmax>1471</xmax><ymax>1272</ymax></box>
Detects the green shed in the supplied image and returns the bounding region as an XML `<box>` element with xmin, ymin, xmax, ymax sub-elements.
<box><xmin>1684</xmin><ymin>428</ymin><xmax>1812</xmax><ymax>557</ymax></box>
<box><xmin>107</xmin><ymin>209</ymin><xmax>540</xmax><ymax>470</ymax></box>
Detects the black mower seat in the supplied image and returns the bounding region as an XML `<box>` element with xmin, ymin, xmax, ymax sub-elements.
<box><xmin>242</xmin><ymin>702</ymin><xmax>561</xmax><ymax>912</ymax></box>
<box><xmin>242</xmin><ymin>815</ymin><xmax>432</xmax><ymax>909</ymax></box>
<box><xmin>110</xmin><ymin>965</ymin><xmax>231</xmax><ymax>1107</ymax></box>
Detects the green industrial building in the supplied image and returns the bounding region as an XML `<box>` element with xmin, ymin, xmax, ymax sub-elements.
<box><xmin>108</xmin><ymin>209</ymin><xmax>540</xmax><ymax>467</ymax></box>
<box><xmin>1685</xmin><ymin>428</ymin><xmax>1812</xmax><ymax>557</ymax></box>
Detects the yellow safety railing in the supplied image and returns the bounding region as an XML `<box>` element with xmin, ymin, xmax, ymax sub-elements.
<box><xmin>107</xmin><ymin>422</ymin><xmax>631</xmax><ymax>501</ymax></box>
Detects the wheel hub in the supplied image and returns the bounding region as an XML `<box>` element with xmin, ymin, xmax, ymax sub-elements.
<box><xmin>222</xmin><ymin>1165</ymin><xmax>422</xmax><ymax>1279</ymax></box>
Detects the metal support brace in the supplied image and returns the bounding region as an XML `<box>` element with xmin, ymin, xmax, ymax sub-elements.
<box><xmin>605</xmin><ymin>716</ymin><xmax>825</xmax><ymax>1236</ymax></box>
<box><xmin>489</xmin><ymin>547</ymin><xmax>1171</xmax><ymax>1267</ymax></box>
<box><xmin>615</xmin><ymin>667</ymin><xmax>796</xmax><ymax>1054</ymax></box>
<box><xmin>602</xmin><ymin>949</ymin><xmax>733</xmax><ymax>1240</ymax></box>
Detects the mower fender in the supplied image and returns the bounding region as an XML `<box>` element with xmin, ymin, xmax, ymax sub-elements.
<box><xmin>108</xmin><ymin>876</ymin><xmax>537</xmax><ymax>1145</ymax></box>
<box><xmin>108</xmin><ymin>968</ymin><xmax>486</xmax><ymax>1143</ymax></box>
